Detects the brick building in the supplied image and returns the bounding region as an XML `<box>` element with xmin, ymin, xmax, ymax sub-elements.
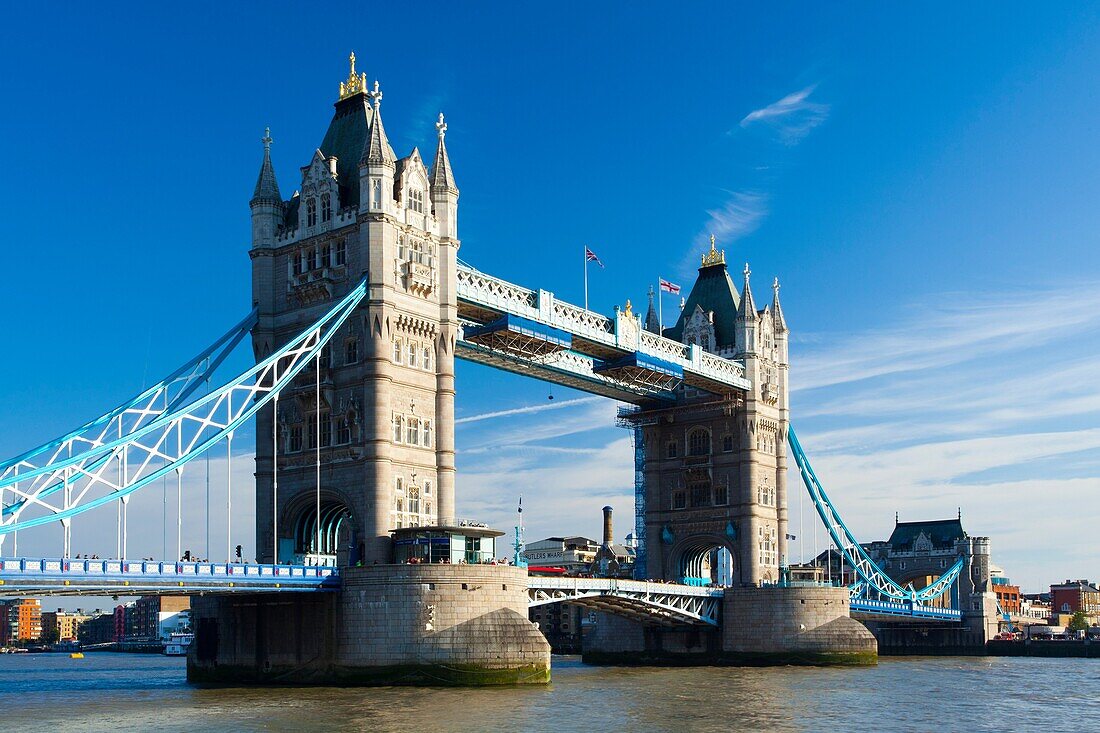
<box><xmin>0</xmin><ymin>599</ymin><xmax>42</xmax><ymax>645</ymax></box>
<box><xmin>1050</xmin><ymin>579</ymin><xmax>1100</xmax><ymax>615</ymax></box>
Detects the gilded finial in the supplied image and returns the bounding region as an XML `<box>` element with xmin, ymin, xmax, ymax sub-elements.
<box><xmin>436</xmin><ymin>112</ymin><xmax>447</xmax><ymax>139</ymax></box>
<box><xmin>625</xmin><ymin>299</ymin><xmax>633</xmax><ymax>315</ymax></box>
<box><xmin>339</xmin><ymin>51</ymin><xmax>368</xmax><ymax>100</ymax></box>
<box><xmin>700</xmin><ymin>234</ymin><xmax>726</xmax><ymax>268</ymax></box>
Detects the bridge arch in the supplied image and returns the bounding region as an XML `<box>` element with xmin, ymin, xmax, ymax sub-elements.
<box><xmin>284</xmin><ymin>489</ymin><xmax>361</xmax><ymax>567</ymax></box>
<box><xmin>895</xmin><ymin>569</ymin><xmax>955</xmax><ymax>607</ymax></box>
<box><xmin>668</xmin><ymin>534</ymin><xmax>738</xmax><ymax>586</ymax></box>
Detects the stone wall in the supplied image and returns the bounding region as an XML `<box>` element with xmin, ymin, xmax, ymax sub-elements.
<box><xmin>722</xmin><ymin>586</ymin><xmax>876</xmax><ymax>665</ymax></box>
<box><xmin>188</xmin><ymin>564</ymin><xmax>549</xmax><ymax>686</ymax></box>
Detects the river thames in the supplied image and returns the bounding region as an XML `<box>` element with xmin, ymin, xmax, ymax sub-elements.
<box><xmin>1</xmin><ymin>653</ymin><xmax>1096</xmax><ymax>732</ymax></box>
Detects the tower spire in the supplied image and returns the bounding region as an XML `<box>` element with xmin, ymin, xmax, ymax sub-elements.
<box><xmin>737</xmin><ymin>262</ymin><xmax>757</xmax><ymax>319</ymax></box>
<box><xmin>430</xmin><ymin>112</ymin><xmax>458</xmax><ymax>193</ymax></box>
<box><xmin>772</xmin><ymin>276</ymin><xmax>788</xmax><ymax>332</ymax></box>
<box><xmin>339</xmin><ymin>51</ymin><xmax>368</xmax><ymax>100</ymax></box>
<box><xmin>361</xmin><ymin>80</ymin><xmax>396</xmax><ymax>165</ymax></box>
<box><xmin>644</xmin><ymin>285</ymin><xmax>661</xmax><ymax>333</ymax></box>
<box><xmin>251</xmin><ymin>126</ymin><xmax>281</xmax><ymax>203</ymax></box>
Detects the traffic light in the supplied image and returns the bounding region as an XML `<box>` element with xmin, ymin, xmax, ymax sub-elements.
<box><xmin>235</xmin><ymin>544</ymin><xmax>243</xmax><ymax>560</ymax></box>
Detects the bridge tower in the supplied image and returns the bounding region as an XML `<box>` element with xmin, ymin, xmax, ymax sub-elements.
<box><xmin>626</xmin><ymin>241</ymin><xmax>789</xmax><ymax>585</ymax></box>
<box><xmin>250</xmin><ymin>55</ymin><xmax>460</xmax><ymax>565</ymax></box>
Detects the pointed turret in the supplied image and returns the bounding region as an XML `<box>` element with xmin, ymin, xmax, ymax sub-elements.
<box><xmin>772</xmin><ymin>277</ymin><xmax>788</xmax><ymax>333</ymax></box>
<box><xmin>251</xmin><ymin>127</ymin><xmax>282</xmax><ymax>204</ymax></box>
<box><xmin>430</xmin><ymin>113</ymin><xmax>458</xmax><ymax>194</ymax></box>
<box><xmin>250</xmin><ymin>128</ymin><xmax>284</xmax><ymax>249</ymax></box>
<box><xmin>429</xmin><ymin>112</ymin><xmax>460</xmax><ymax>239</ymax></box>
<box><xmin>361</xmin><ymin>81</ymin><xmax>396</xmax><ymax>166</ymax></box>
<box><xmin>735</xmin><ymin>262</ymin><xmax>759</xmax><ymax>355</ymax></box>
<box><xmin>737</xmin><ymin>263</ymin><xmax>757</xmax><ymax>320</ymax></box>
<box><xmin>360</xmin><ymin>80</ymin><xmax>396</xmax><ymax>212</ymax></box>
<box><xmin>644</xmin><ymin>286</ymin><xmax>661</xmax><ymax>334</ymax></box>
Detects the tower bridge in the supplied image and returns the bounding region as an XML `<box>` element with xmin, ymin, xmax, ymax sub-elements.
<box><xmin>0</xmin><ymin>55</ymin><xmax>999</xmax><ymax>683</ymax></box>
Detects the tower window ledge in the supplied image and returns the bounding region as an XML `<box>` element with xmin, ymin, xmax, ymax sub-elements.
<box><xmin>293</xmin><ymin>265</ymin><xmax>348</xmax><ymax>288</ymax></box>
<box><xmin>401</xmin><ymin>261</ymin><xmax>436</xmax><ymax>296</ymax></box>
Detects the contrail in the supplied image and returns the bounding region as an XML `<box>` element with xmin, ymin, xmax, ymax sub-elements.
<box><xmin>455</xmin><ymin>396</ymin><xmax>602</xmax><ymax>425</ymax></box>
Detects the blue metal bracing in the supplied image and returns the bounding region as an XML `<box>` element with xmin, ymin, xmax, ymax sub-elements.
<box><xmin>632</xmin><ymin>427</ymin><xmax>646</xmax><ymax>580</ymax></box>
<box><xmin>0</xmin><ymin>282</ymin><xmax>366</xmax><ymax>538</ymax></box>
<box><xmin>0</xmin><ymin>557</ymin><xmax>339</xmax><ymax>595</ymax></box>
<box><xmin>788</xmin><ymin>426</ymin><xmax>964</xmax><ymax>606</ymax></box>
<box><xmin>0</xmin><ymin>309</ymin><xmax>258</xmax><ymax>523</ymax></box>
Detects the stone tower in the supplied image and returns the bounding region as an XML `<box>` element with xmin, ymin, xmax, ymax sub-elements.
<box><xmin>627</xmin><ymin>239</ymin><xmax>789</xmax><ymax>585</ymax></box>
<box><xmin>250</xmin><ymin>54</ymin><xmax>460</xmax><ymax>565</ymax></box>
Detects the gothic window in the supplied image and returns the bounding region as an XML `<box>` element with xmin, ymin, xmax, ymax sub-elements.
<box><xmin>335</xmin><ymin>239</ymin><xmax>347</xmax><ymax>266</ymax></box>
<box><xmin>407</xmin><ymin>417</ymin><xmax>420</xmax><ymax>445</ymax></box>
<box><xmin>672</xmin><ymin>490</ymin><xmax>686</xmax><ymax>510</ymax></box>
<box><xmin>393</xmin><ymin>415</ymin><xmax>404</xmax><ymax>443</ymax></box>
<box><xmin>309</xmin><ymin>248</ymin><xmax>320</xmax><ymax>270</ymax></box>
<box><xmin>395</xmin><ymin>476</ymin><xmax>403</xmax><ymax>495</ymax></box>
<box><xmin>393</xmin><ymin>339</ymin><xmax>403</xmax><ymax>364</ymax></box>
<box><xmin>320</xmin><ymin>193</ymin><xmax>332</xmax><ymax>223</ymax></box>
<box><xmin>398</xmin><ymin>236</ymin><xmax>406</xmax><ymax>260</ymax></box>
<box><xmin>292</xmin><ymin>252</ymin><xmax>303</xmax><ymax>276</ymax></box>
<box><xmin>407</xmin><ymin>342</ymin><xmax>418</xmax><ymax>367</ymax></box>
<box><xmin>307</xmin><ymin>415</ymin><xmax>317</xmax><ymax>449</ymax></box>
<box><xmin>408</xmin><ymin>187</ymin><xmax>424</xmax><ymax>213</ymax></box>
<box><xmin>320</xmin><ymin>343</ymin><xmax>331</xmax><ymax>368</ymax></box>
<box><xmin>289</xmin><ymin>425</ymin><xmax>302</xmax><ymax>452</ymax></box>
<box><xmin>424</xmin><ymin>480</ymin><xmax>432</xmax><ymax>496</ymax></box>
<box><xmin>408</xmin><ymin>488</ymin><xmax>420</xmax><ymax>515</ymax></box>
<box><xmin>714</xmin><ymin>482</ymin><xmax>728</xmax><ymax>506</ymax></box>
<box><xmin>336</xmin><ymin>417</ymin><xmax>351</xmax><ymax>445</ymax></box>
<box><xmin>667</xmin><ymin>441</ymin><xmax>679</xmax><ymax>459</ymax></box>
<box><xmin>688</xmin><ymin>429</ymin><xmax>711</xmax><ymax>457</ymax></box>
<box><xmin>345</xmin><ymin>338</ymin><xmax>358</xmax><ymax>365</ymax></box>
<box><xmin>306</xmin><ymin>197</ymin><xmax>317</xmax><ymax>227</ymax></box>
<box><xmin>321</xmin><ymin>244</ymin><xmax>331</xmax><ymax>268</ymax></box>
<box><xmin>758</xmin><ymin>526</ymin><xmax>777</xmax><ymax>566</ymax></box>
<box><xmin>700</xmin><ymin>333</ymin><xmax>711</xmax><ymax>352</ymax></box>
<box><xmin>722</xmin><ymin>434</ymin><xmax>734</xmax><ymax>453</ymax></box>
<box><xmin>690</xmin><ymin>482</ymin><xmax>710</xmax><ymax>507</ymax></box>
<box><xmin>320</xmin><ymin>412</ymin><xmax>332</xmax><ymax>447</ymax></box>
<box><xmin>371</xmin><ymin>179</ymin><xmax>381</xmax><ymax>208</ymax></box>
<box><xmin>422</xmin><ymin>345</ymin><xmax>433</xmax><ymax>371</ymax></box>
<box><xmin>422</xmin><ymin>420</ymin><xmax>432</xmax><ymax>448</ymax></box>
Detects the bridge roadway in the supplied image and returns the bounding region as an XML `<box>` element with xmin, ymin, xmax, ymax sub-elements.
<box><xmin>0</xmin><ymin>559</ymin><xmax>961</xmax><ymax>624</ymax></box>
<box><xmin>0</xmin><ymin>557</ymin><xmax>338</xmax><ymax>595</ymax></box>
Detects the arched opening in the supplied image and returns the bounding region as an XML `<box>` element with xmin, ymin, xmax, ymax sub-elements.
<box><xmin>673</xmin><ymin>536</ymin><xmax>736</xmax><ymax>587</ymax></box>
<box><xmin>292</xmin><ymin>498</ymin><xmax>358</xmax><ymax>567</ymax></box>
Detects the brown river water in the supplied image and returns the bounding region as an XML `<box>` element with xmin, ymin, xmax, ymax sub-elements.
<box><xmin>1</xmin><ymin>652</ymin><xmax>1095</xmax><ymax>732</ymax></box>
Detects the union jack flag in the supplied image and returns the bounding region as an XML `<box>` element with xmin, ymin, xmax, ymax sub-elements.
<box><xmin>585</xmin><ymin>247</ymin><xmax>604</xmax><ymax>268</ymax></box>
<box><xmin>659</xmin><ymin>278</ymin><xmax>681</xmax><ymax>295</ymax></box>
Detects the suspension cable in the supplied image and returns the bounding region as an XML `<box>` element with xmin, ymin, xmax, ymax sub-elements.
<box><xmin>315</xmin><ymin>351</ymin><xmax>321</xmax><ymax>560</ymax></box>
<box><xmin>226</xmin><ymin>431</ymin><xmax>233</xmax><ymax>563</ymax></box>
<box><xmin>273</xmin><ymin>388</ymin><xmax>279</xmax><ymax>565</ymax></box>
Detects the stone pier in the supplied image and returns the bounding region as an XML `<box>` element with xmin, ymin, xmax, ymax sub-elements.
<box><xmin>582</xmin><ymin>586</ymin><xmax>877</xmax><ymax>666</ymax></box>
<box><xmin>188</xmin><ymin>565</ymin><xmax>550</xmax><ymax>686</ymax></box>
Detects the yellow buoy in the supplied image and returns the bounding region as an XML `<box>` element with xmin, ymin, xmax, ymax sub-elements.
<box><xmin>69</xmin><ymin>652</ymin><xmax>84</xmax><ymax>659</ymax></box>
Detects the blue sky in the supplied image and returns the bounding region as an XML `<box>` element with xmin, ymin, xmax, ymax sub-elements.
<box><xmin>1</xmin><ymin>3</ymin><xmax>1099</xmax><ymax>592</ymax></box>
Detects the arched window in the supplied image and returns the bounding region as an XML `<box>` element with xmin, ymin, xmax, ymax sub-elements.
<box><xmin>320</xmin><ymin>192</ymin><xmax>332</xmax><ymax>223</ymax></box>
<box><xmin>688</xmin><ymin>428</ymin><xmax>711</xmax><ymax>456</ymax></box>
<box><xmin>422</xmin><ymin>420</ymin><xmax>432</xmax><ymax>448</ymax></box>
<box><xmin>407</xmin><ymin>418</ymin><xmax>419</xmax><ymax>445</ymax></box>
<box><xmin>306</xmin><ymin>197</ymin><xmax>317</xmax><ymax>227</ymax></box>
<box><xmin>393</xmin><ymin>339</ymin><xmax>403</xmax><ymax>364</ymax></box>
<box><xmin>393</xmin><ymin>415</ymin><xmax>404</xmax><ymax>443</ymax></box>
<box><xmin>408</xmin><ymin>187</ymin><xmax>424</xmax><ymax>213</ymax></box>
<box><xmin>422</xmin><ymin>345</ymin><xmax>433</xmax><ymax>371</ymax></box>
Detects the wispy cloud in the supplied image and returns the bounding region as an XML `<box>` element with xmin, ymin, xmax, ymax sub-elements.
<box><xmin>692</xmin><ymin>190</ymin><xmax>768</xmax><ymax>256</ymax></box>
<box><xmin>790</xmin><ymin>280</ymin><xmax>1100</xmax><ymax>591</ymax></box>
<box><xmin>739</xmin><ymin>85</ymin><xmax>830</xmax><ymax>145</ymax></box>
<box><xmin>456</xmin><ymin>396</ymin><xmax>602</xmax><ymax>425</ymax></box>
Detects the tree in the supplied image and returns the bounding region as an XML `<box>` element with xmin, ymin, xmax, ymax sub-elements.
<box><xmin>1067</xmin><ymin>610</ymin><xmax>1089</xmax><ymax>632</ymax></box>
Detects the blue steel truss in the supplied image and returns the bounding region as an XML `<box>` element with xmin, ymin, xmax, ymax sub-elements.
<box><xmin>0</xmin><ymin>282</ymin><xmax>365</xmax><ymax>541</ymax></box>
<box><xmin>787</xmin><ymin>426</ymin><xmax>964</xmax><ymax>605</ymax></box>
<box><xmin>0</xmin><ymin>309</ymin><xmax>258</xmax><ymax>524</ymax></box>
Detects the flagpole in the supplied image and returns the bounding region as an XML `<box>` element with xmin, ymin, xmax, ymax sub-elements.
<box><xmin>658</xmin><ymin>277</ymin><xmax>664</xmax><ymax>336</ymax></box>
<box><xmin>583</xmin><ymin>244</ymin><xmax>589</xmax><ymax>310</ymax></box>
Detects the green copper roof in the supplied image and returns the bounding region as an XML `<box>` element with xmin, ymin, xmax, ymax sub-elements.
<box><xmin>318</xmin><ymin>93</ymin><xmax>374</xmax><ymax>209</ymax></box>
<box><xmin>663</xmin><ymin>261</ymin><xmax>741</xmax><ymax>349</ymax></box>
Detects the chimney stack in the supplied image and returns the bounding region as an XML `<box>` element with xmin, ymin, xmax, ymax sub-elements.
<box><xmin>602</xmin><ymin>505</ymin><xmax>613</xmax><ymax>546</ymax></box>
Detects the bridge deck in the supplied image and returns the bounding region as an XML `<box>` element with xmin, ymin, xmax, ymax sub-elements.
<box><xmin>0</xmin><ymin>558</ymin><xmax>339</xmax><ymax>596</ymax></box>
